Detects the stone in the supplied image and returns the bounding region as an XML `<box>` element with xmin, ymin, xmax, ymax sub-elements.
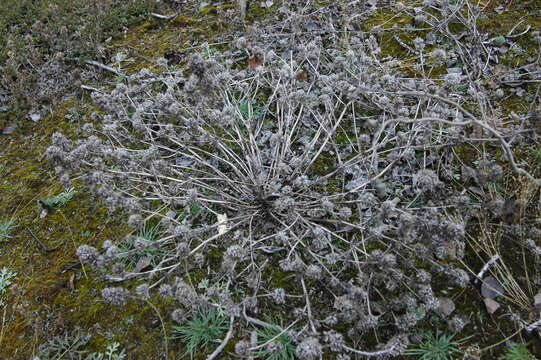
<box><xmin>436</xmin><ymin>297</ymin><xmax>456</xmax><ymax>317</ymax></box>
<box><xmin>484</xmin><ymin>298</ymin><xmax>500</xmax><ymax>314</ymax></box>
<box><xmin>481</xmin><ymin>276</ymin><xmax>504</xmax><ymax>299</ymax></box>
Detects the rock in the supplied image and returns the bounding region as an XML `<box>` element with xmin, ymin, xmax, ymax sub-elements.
<box><xmin>436</xmin><ymin>297</ymin><xmax>456</xmax><ymax>317</ymax></box>
<box><xmin>484</xmin><ymin>298</ymin><xmax>500</xmax><ymax>314</ymax></box>
<box><xmin>481</xmin><ymin>276</ymin><xmax>504</xmax><ymax>299</ymax></box>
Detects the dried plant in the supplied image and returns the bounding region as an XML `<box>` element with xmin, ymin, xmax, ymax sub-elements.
<box><xmin>50</xmin><ymin>0</ymin><xmax>541</xmax><ymax>357</ymax></box>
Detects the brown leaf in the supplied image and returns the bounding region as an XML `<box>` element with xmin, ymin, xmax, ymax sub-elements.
<box><xmin>484</xmin><ymin>298</ymin><xmax>500</xmax><ymax>314</ymax></box>
<box><xmin>295</xmin><ymin>70</ymin><xmax>308</xmax><ymax>82</ymax></box>
<box><xmin>248</xmin><ymin>55</ymin><xmax>263</xmax><ymax>68</ymax></box>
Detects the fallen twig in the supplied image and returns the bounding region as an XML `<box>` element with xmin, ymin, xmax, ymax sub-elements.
<box><xmin>206</xmin><ymin>315</ymin><xmax>235</xmax><ymax>360</ymax></box>
<box><xmin>389</xmin><ymin>90</ymin><xmax>540</xmax><ymax>184</ymax></box>
<box><xmin>506</xmin><ymin>19</ymin><xmax>530</xmax><ymax>38</ymax></box>
<box><xmin>0</xmin><ymin>306</ymin><xmax>7</xmax><ymax>349</ymax></box>
<box><xmin>342</xmin><ymin>336</ymin><xmax>403</xmax><ymax>358</ymax></box>
<box><xmin>80</xmin><ymin>85</ymin><xmax>101</xmax><ymax>92</ymax></box>
<box><xmin>301</xmin><ymin>277</ymin><xmax>317</xmax><ymax>333</ymax></box>
<box><xmin>525</xmin><ymin>318</ymin><xmax>541</xmax><ymax>333</ymax></box>
<box><xmin>60</xmin><ymin>261</ymin><xmax>82</xmax><ymax>274</ymax></box>
<box><xmin>243</xmin><ymin>306</ymin><xmax>272</xmax><ymax>328</ymax></box>
<box><xmin>145</xmin><ymin>300</ymin><xmax>169</xmax><ymax>360</ymax></box>
<box><xmin>150</xmin><ymin>12</ymin><xmax>179</xmax><ymax>20</ymax></box>
<box><xmin>475</xmin><ymin>254</ymin><xmax>500</xmax><ymax>284</ymax></box>
<box><xmin>85</xmin><ymin>60</ymin><xmax>125</xmax><ymax>77</ymax></box>
<box><xmin>24</xmin><ymin>226</ymin><xmax>56</xmax><ymax>253</ymax></box>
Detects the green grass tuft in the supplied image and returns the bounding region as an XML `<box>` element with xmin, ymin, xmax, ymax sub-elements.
<box><xmin>405</xmin><ymin>331</ymin><xmax>470</xmax><ymax>360</ymax></box>
<box><xmin>0</xmin><ymin>218</ymin><xmax>16</xmax><ymax>242</ymax></box>
<box><xmin>254</xmin><ymin>322</ymin><xmax>296</xmax><ymax>360</ymax></box>
<box><xmin>0</xmin><ymin>267</ymin><xmax>17</xmax><ymax>295</ymax></box>
<box><xmin>118</xmin><ymin>221</ymin><xmax>169</xmax><ymax>270</ymax></box>
<box><xmin>172</xmin><ymin>308</ymin><xmax>228</xmax><ymax>359</ymax></box>
<box><xmin>40</xmin><ymin>187</ymin><xmax>77</xmax><ymax>209</ymax></box>
<box><xmin>499</xmin><ymin>343</ymin><xmax>537</xmax><ymax>360</ymax></box>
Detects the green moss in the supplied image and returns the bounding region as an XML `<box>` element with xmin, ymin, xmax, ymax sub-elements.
<box><xmin>0</xmin><ymin>97</ymin><xmax>174</xmax><ymax>357</ymax></box>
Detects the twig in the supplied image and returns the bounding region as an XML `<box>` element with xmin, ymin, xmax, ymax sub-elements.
<box><xmin>238</xmin><ymin>0</ymin><xmax>247</xmax><ymax>21</ymax></box>
<box><xmin>507</xmin><ymin>24</ymin><xmax>531</xmax><ymax>39</ymax></box>
<box><xmin>103</xmin><ymin>273</ymin><xmax>139</xmax><ymax>283</ymax></box>
<box><xmin>506</xmin><ymin>19</ymin><xmax>530</xmax><ymax>38</ymax></box>
<box><xmin>60</xmin><ymin>261</ymin><xmax>82</xmax><ymax>274</ymax></box>
<box><xmin>481</xmin><ymin>316</ymin><xmax>541</xmax><ymax>353</ymax></box>
<box><xmin>85</xmin><ymin>60</ymin><xmax>125</xmax><ymax>77</ymax></box>
<box><xmin>392</xmin><ymin>35</ymin><xmax>416</xmax><ymax>53</ymax></box>
<box><xmin>525</xmin><ymin>318</ymin><xmax>541</xmax><ymax>333</ymax></box>
<box><xmin>145</xmin><ymin>300</ymin><xmax>169</xmax><ymax>360</ymax></box>
<box><xmin>80</xmin><ymin>85</ymin><xmax>101</xmax><ymax>92</ymax></box>
<box><xmin>475</xmin><ymin>254</ymin><xmax>500</xmax><ymax>283</ymax></box>
<box><xmin>206</xmin><ymin>315</ymin><xmax>235</xmax><ymax>360</ymax></box>
<box><xmin>24</xmin><ymin>227</ymin><xmax>56</xmax><ymax>253</ymax></box>
<box><xmin>0</xmin><ymin>306</ymin><xmax>7</xmax><ymax>349</ymax></box>
<box><xmin>301</xmin><ymin>277</ymin><xmax>317</xmax><ymax>333</ymax></box>
<box><xmin>247</xmin><ymin>319</ymin><xmax>299</xmax><ymax>352</ymax></box>
<box><xmin>390</xmin><ymin>90</ymin><xmax>540</xmax><ymax>184</ymax></box>
<box><xmin>149</xmin><ymin>12</ymin><xmax>179</xmax><ymax>20</ymax></box>
<box><xmin>342</xmin><ymin>337</ymin><xmax>402</xmax><ymax>357</ymax></box>
<box><xmin>243</xmin><ymin>306</ymin><xmax>272</xmax><ymax>328</ymax></box>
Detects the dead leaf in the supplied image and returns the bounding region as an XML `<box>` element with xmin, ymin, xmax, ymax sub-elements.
<box><xmin>484</xmin><ymin>298</ymin><xmax>500</xmax><ymax>314</ymax></box>
<box><xmin>248</xmin><ymin>55</ymin><xmax>263</xmax><ymax>68</ymax></box>
<box><xmin>134</xmin><ymin>257</ymin><xmax>152</xmax><ymax>273</ymax></box>
<box><xmin>295</xmin><ymin>70</ymin><xmax>308</xmax><ymax>82</ymax></box>
<box><xmin>40</xmin><ymin>208</ymin><xmax>49</xmax><ymax>219</ymax></box>
<box><xmin>260</xmin><ymin>0</ymin><xmax>273</xmax><ymax>8</ymax></box>
<box><xmin>217</xmin><ymin>213</ymin><xmax>229</xmax><ymax>235</ymax></box>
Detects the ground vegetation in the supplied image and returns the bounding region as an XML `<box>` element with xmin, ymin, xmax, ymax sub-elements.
<box><xmin>1</xmin><ymin>0</ymin><xmax>541</xmax><ymax>359</ymax></box>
